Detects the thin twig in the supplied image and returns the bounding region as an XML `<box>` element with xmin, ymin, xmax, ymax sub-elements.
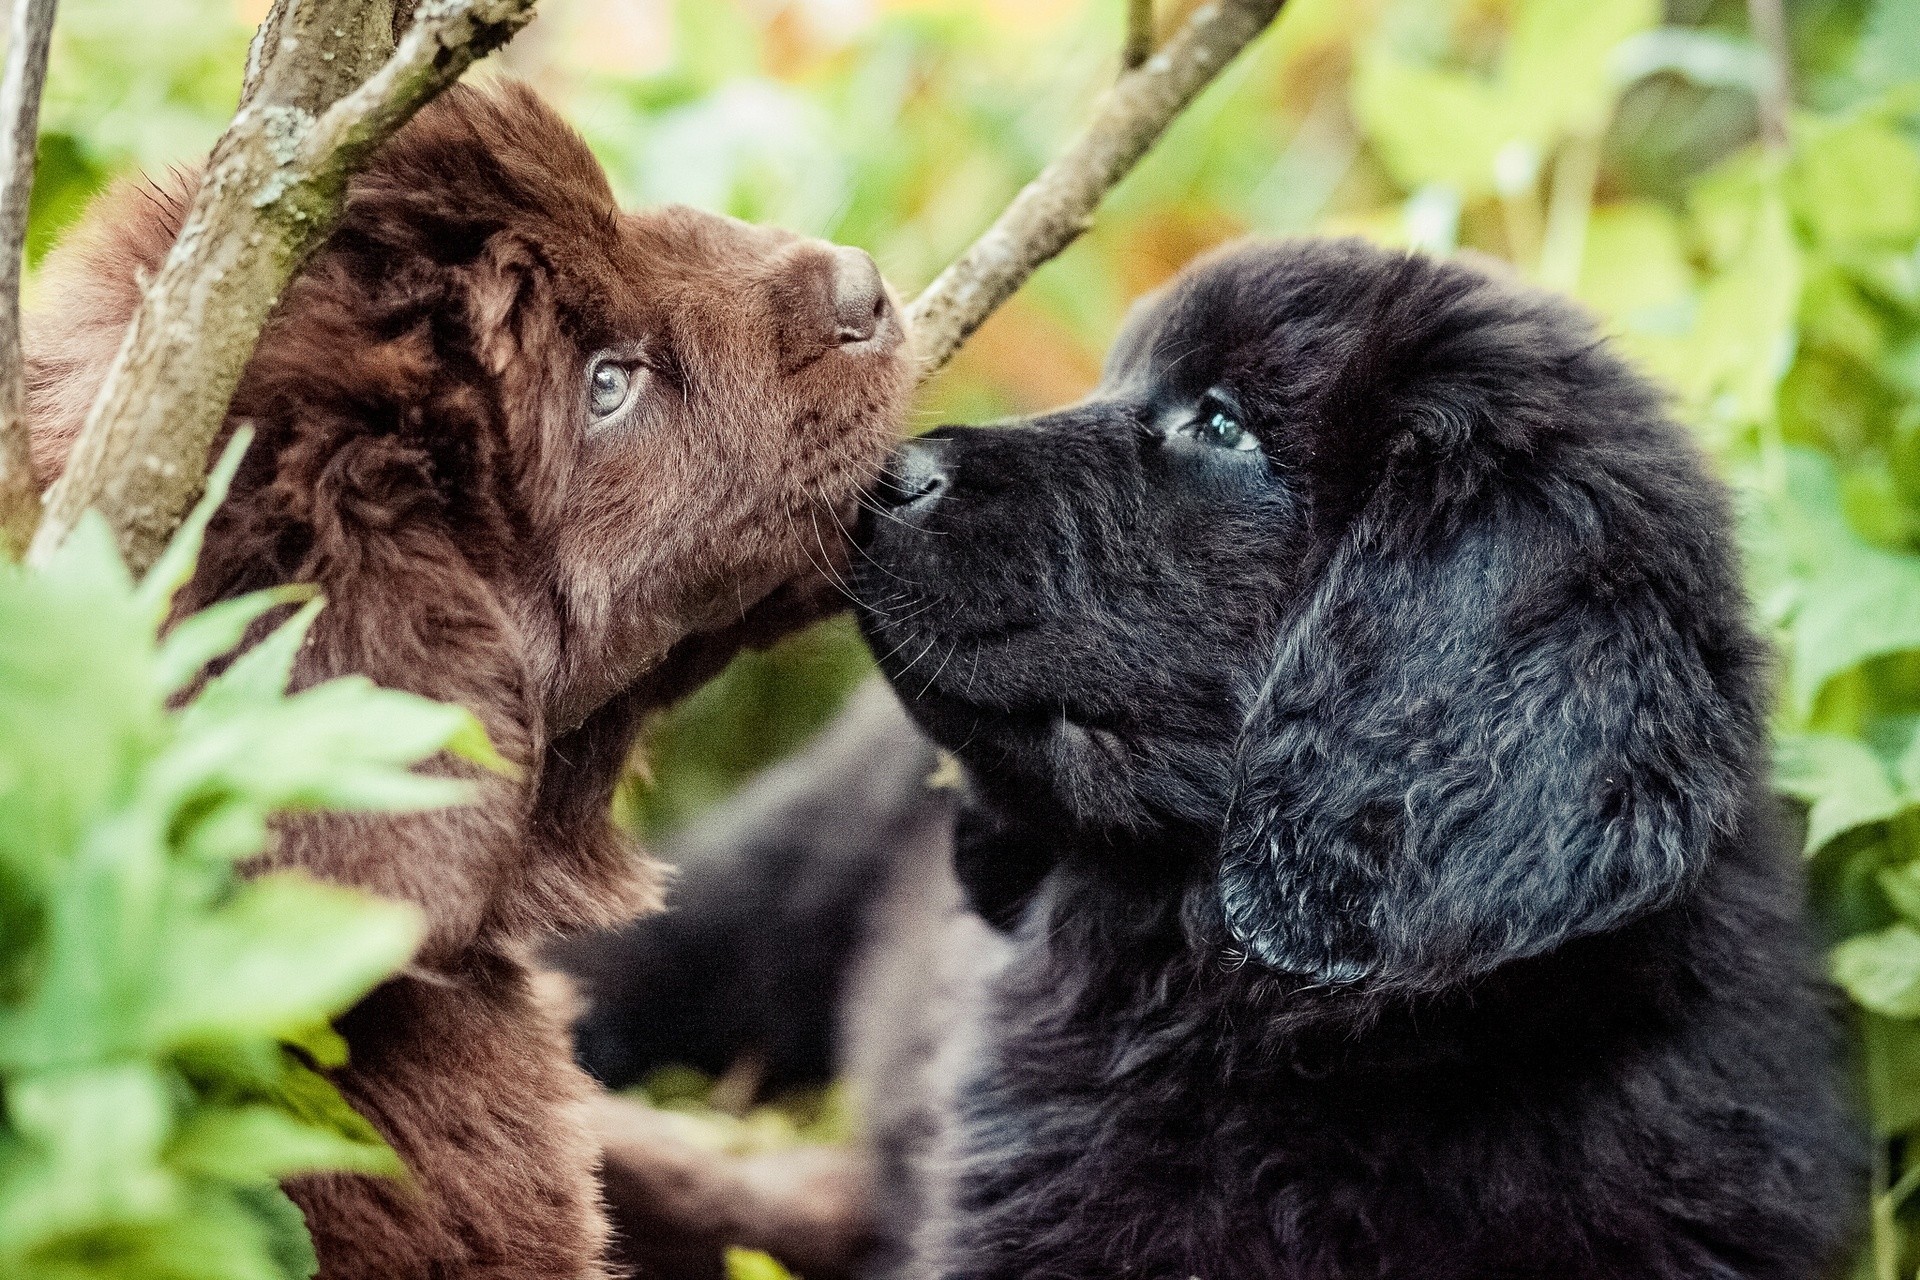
<box><xmin>906</xmin><ymin>0</ymin><xmax>1286</xmax><ymax>381</ymax></box>
<box><xmin>0</xmin><ymin>0</ymin><xmax>57</xmax><ymax>559</ymax></box>
<box><xmin>1746</xmin><ymin>0</ymin><xmax>1791</xmax><ymax>152</ymax></box>
<box><xmin>29</xmin><ymin>0</ymin><xmax>535</xmax><ymax>573</ymax></box>
<box><xmin>1124</xmin><ymin>0</ymin><xmax>1155</xmax><ymax>71</ymax></box>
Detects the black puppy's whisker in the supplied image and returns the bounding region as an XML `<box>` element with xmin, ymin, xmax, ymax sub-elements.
<box><xmin>868</xmin><ymin>625</ymin><xmax>931</xmax><ymax>670</ymax></box>
<box><xmin>919</xmin><ymin>641</ymin><xmax>960</xmax><ymax>699</ymax></box>
<box><xmin>962</xmin><ymin>646</ymin><xmax>983</xmax><ymax>699</ymax></box>
<box><xmin>894</xmin><ymin>636</ymin><xmax>939</xmax><ymax>681</ymax></box>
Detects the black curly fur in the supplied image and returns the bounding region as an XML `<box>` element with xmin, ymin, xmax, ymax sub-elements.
<box><xmin>850</xmin><ymin>239</ymin><xmax>1864</xmax><ymax>1279</ymax></box>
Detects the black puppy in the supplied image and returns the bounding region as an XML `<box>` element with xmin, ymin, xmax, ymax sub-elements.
<box><xmin>851</xmin><ymin>239</ymin><xmax>1862</xmax><ymax>1278</ymax></box>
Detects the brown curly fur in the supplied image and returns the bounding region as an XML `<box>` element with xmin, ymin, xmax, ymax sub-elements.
<box><xmin>26</xmin><ymin>82</ymin><xmax>912</xmax><ymax>1279</ymax></box>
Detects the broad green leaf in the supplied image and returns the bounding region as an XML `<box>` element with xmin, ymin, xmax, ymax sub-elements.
<box><xmin>1757</xmin><ymin>450</ymin><xmax>1920</xmax><ymax>714</ymax></box>
<box><xmin>1503</xmin><ymin>0</ymin><xmax>1658</xmax><ymax>139</ymax></box>
<box><xmin>148</xmin><ymin>874</ymin><xmax>421</xmax><ymax>1050</ymax></box>
<box><xmin>169</xmin><ymin>1104</ymin><xmax>402</xmax><ymax>1182</ymax></box>
<box><xmin>1776</xmin><ymin>732</ymin><xmax>1907</xmax><ymax>853</ymax></box>
<box><xmin>235</xmin><ymin>1183</ymin><xmax>320</xmax><ymax>1280</ymax></box>
<box><xmin>1576</xmin><ymin>201</ymin><xmax>1693</xmax><ymax>334</ymax></box>
<box><xmin>1882</xmin><ymin>864</ymin><xmax>1920</xmax><ymax>925</ymax></box>
<box><xmin>442</xmin><ymin>708</ymin><xmax>521</xmax><ymax>781</ymax></box>
<box><xmin>92</xmin><ymin>1183</ymin><xmax>307</xmax><ymax>1280</ymax></box>
<box><xmin>1835</xmin><ymin>922</ymin><xmax>1920</xmax><ymax>1017</ymax></box>
<box><xmin>280</xmin><ymin>1021</ymin><xmax>350</xmax><ymax>1071</ymax></box>
<box><xmin>726</xmin><ymin>1248</ymin><xmax>799</xmax><ymax>1280</ymax></box>
<box><xmin>174</xmin><ymin>1042</ymin><xmax>394</xmax><ymax>1175</ymax></box>
<box><xmin>0</xmin><ymin>1065</ymin><xmax>176</xmax><ymax>1256</ymax></box>
<box><xmin>0</xmin><ymin>808</ymin><xmax>176</xmax><ymax>1072</ymax></box>
<box><xmin>1352</xmin><ymin>53</ymin><xmax>1509</xmax><ymax>197</ymax></box>
<box><xmin>1862</xmin><ymin>1012</ymin><xmax>1920</xmax><ymax>1135</ymax></box>
<box><xmin>154</xmin><ymin>585</ymin><xmax>316</xmax><ymax>698</ymax></box>
<box><xmin>189</xmin><ymin>599</ymin><xmax>324</xmax><ymax>718</ymax></box>
<box><xmin>1857</xmin><ymin>0</ymin><xmax>1920</xmax><ymax>89</ymax></box>
<box><xmin>1677</xmin><ymin>173</ymin><xmax>1802</xmax><ymax>434</ymax></box>
<box><xmin>1789</xmin><ymin>116</ymin><xmax>1920</xmax><ymax>249</ymax></box>
<box><xmin>165</xmin><ymin>677</ymin><xmax>487</xmax><ymax>817</ymax></box>
<box><xmin>37</xmin><ymin>511</ymin><xmax>134</xmax><ymax>602</ymax></box>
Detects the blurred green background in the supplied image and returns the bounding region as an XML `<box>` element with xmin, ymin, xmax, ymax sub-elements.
<box><xmin>26</xmin><ymin>0</ymin><xmax>1920</xmax><ymax>1271</ymax></box>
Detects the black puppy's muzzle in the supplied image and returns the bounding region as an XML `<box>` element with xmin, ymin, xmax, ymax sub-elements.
<box><xmin>873</xmin><ymin>440</ymin><xmax>949</xmax><ymax>514</ymax></box>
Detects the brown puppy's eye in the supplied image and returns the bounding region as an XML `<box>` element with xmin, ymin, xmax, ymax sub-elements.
<box><xmin>587</xmin><ymin>356</ymin><xmax>642</xmax><ymax>421</ymax></box>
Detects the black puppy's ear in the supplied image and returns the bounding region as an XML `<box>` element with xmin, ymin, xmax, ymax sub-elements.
<box><xmin>1218</xmin><ymin>493</ymin><xmax>1753</xmax><ymax>990</ymax></box>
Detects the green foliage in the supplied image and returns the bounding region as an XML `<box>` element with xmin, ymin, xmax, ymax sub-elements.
<box><xmin>0</xmin><ymin>436</ymin><xmax>497</xmax><ymax>1279</ymax></box>
<box><xmin>725</xmin><ymin>1248</ymin><xmax>798</xmax><ymax>1280</ymax></box>
<box><xmin>26</xmin><ymin>0</ymin><xmax>1920</xmax><ymax>1270</ymax></box>
<box><xmin>26</xmin><ymin>0</ymin><xmax>249</xmax><ymax>267</ymax></box>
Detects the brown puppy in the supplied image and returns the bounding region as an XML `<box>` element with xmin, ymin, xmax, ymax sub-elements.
<box><xmin>26</xmin><ymin>83</ymin><xmax>911</xmax><ymax>1279</ymax></box>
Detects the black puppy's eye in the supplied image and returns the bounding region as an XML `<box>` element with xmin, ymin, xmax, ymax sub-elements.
<box><xmin>1181</xmin><ymin>394</ymin><xmax>1259</xmax><ymax>453</ymax></box>
<box><xmin>587</xmin><ymin>356</ymin><xmax>643</xmax><ymax>420</ymax></box>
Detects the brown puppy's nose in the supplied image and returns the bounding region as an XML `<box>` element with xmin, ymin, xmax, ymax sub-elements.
<box><xmin>830</xmin><ymin>247</ymin><xmax>888</xmax><ymax>345</ymax></box>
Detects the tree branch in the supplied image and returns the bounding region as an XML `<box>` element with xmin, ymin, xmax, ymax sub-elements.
<box><xmin>1123</xmin><ymin>0</ymin><xmax>1155</xmax><ymax>71</ymax></box>
<box><xmin>1746</xmin><ymin>0</ymin><xmax>1791</xmax><ymax>152</ymax></box>
<box><xmin>906</xmin><ymin>0</ymin><xmax>1286</xmax><ymax>381</ymax></box>
<box><xmin>0</xmin><ymin>0</ymin><xmax>57</xmax><ymax>560</ymax></box>
<box><xmin>241</xmin><ymin>0</ymin><xmax>400</xmax><ymax>115</ymax></box>
<box><xmin>28</xmin><ymin>0</ymin><xmax>536</xmax><ymax>573</ymax></box>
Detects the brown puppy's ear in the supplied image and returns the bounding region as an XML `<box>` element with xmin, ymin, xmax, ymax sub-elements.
<box><xmin>1216</xmin><ymin>485</ymin><xmax>1751</xmax><ymax>992</ymax></box>
<box><xmin>464</xmin><ymin>234</ymin><xmax>554</xmax><ymax>375</ymax></box>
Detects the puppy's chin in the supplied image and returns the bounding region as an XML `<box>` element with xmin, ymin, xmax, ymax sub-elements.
<box><xmin>865</xmin><ymin>663</ymin><xmax>1156</xmax><ymax>831</ymax></box>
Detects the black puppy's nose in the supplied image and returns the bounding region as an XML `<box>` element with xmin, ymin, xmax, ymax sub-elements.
<box><xmin>874</xmin><ymin>442</ymin><xmax>948</xmax><ymax>511</ymax></box>
<box><xmin>831</xmin><ymin>247</ymin><xmax>889</xmax><ymax>345</ymax></box>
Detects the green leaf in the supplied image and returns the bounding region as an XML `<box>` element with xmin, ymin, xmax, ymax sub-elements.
<box><xmin>1503</xmin><ymin>0</ymin><xmax>1659</xmax><ymax>138</ymax></box>
<box><xmin>280</xmin><ymin>1021</ymin><xmax>350</xmax><ymax>1071</ymax></box>
<box><xmin>1835</xmin><ymin>923</ymin><xmax>1920</xmax><ymax>1017</ymax></box>
<box><xmin>1760</xmin><ymin>450</ymin><xmax>1920</xmax><ymax>715</ymax></box>
<box><xmin>169</xmin><ymin>1104</ymin><xmax>402</xmax><ymax>1182</ymax></box>
<box><xmin>165</xmin><ymin>676</ymin><xmax>488</xmax><ymax>819</ymax></box>
<box><xmin>1857</xmin><ymin>0</ymin><xmax>1920</xmax><ymax>89</ymax></box>
<box><xmin>1882</xmin><ymin>863</ymin><xmax>1920</xmax><ymax>925</ymax></box>
<box><xmin>37</xmin><ymin>511</ymin><xmax>134</xmax><ymax>601</ymax></box>
<box><xmin>1577</xmin><ymin>201</ymin><xmax>1694</xmax><ymax>329</ymax></box>
<box><xmin>726</xmin><ymin>1248</ymin><xmax>799</xmax><ymax>1280</ymax></box>
<box><xmin>1862</xmin><ymin>1012</ymin><xmax>1920</xmax><ymax>1135</ymax></box>
<box><xmin>1776</xmin><ymin>732</ymin><xmax>1907</xmax><ymax>853</ymax></box>
<box><xmin>1351</xmin><ymin>53</ymin><xmax>1510</xmax><ymax>196</ymax></box>
<box><xmin>154</xmin><ymin>585</ymin><xmax>316</xmax><ymax>698</ymax></box>
<box><xmin>174</xmin><ymin>1042</ymin><xmax>394</xmax><ymax>1174</ymax></box>
<box><xmin>442</xmin><ymin>707</ymin><xmax>520</xmax><ymax>781</ymax></box>
<box><xmin>1678</xmin><ymin>172</ymin><xmax>1802</xmax><ymax>435</ymax></box>
<box><xmin>147</xmin><ymin>873</ymin><xmax>421</xmax><ymax>1050</ymax></box>
<box><xmin>1789</xmin><ymin>116</ymin><xmax>1920</xmax><ymax>249</ymax></box>
<box><xmin>0</xmin><ymin>1065</ymin><xmax>177</xmax><ymax>1257</ymax></box>
<box><xmin>189</xmin><ymin>598</ymin><xmax>324</xmax><ymax>717</ymax></box>
<box><xmin>235</xmin><ymin>1183</ymin><xmax>321</xmax><ymax>1280</ymax></box>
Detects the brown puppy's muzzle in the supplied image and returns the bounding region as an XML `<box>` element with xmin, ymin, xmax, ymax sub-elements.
<box><xmin>773</xmin><ymin>242</ymin><xmax>903</xmax><ymax>371</ymax></box>
<box><xmin>828</xmin><ymin>246</ymin><xmax>891</xmax><ymax>346</ymax></box>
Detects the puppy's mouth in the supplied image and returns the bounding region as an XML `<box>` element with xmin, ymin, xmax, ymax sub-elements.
<box><xmin>864</xmin><ymin>626</ymin><xmax>1123</xmax><ymax>752</ymax></box>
